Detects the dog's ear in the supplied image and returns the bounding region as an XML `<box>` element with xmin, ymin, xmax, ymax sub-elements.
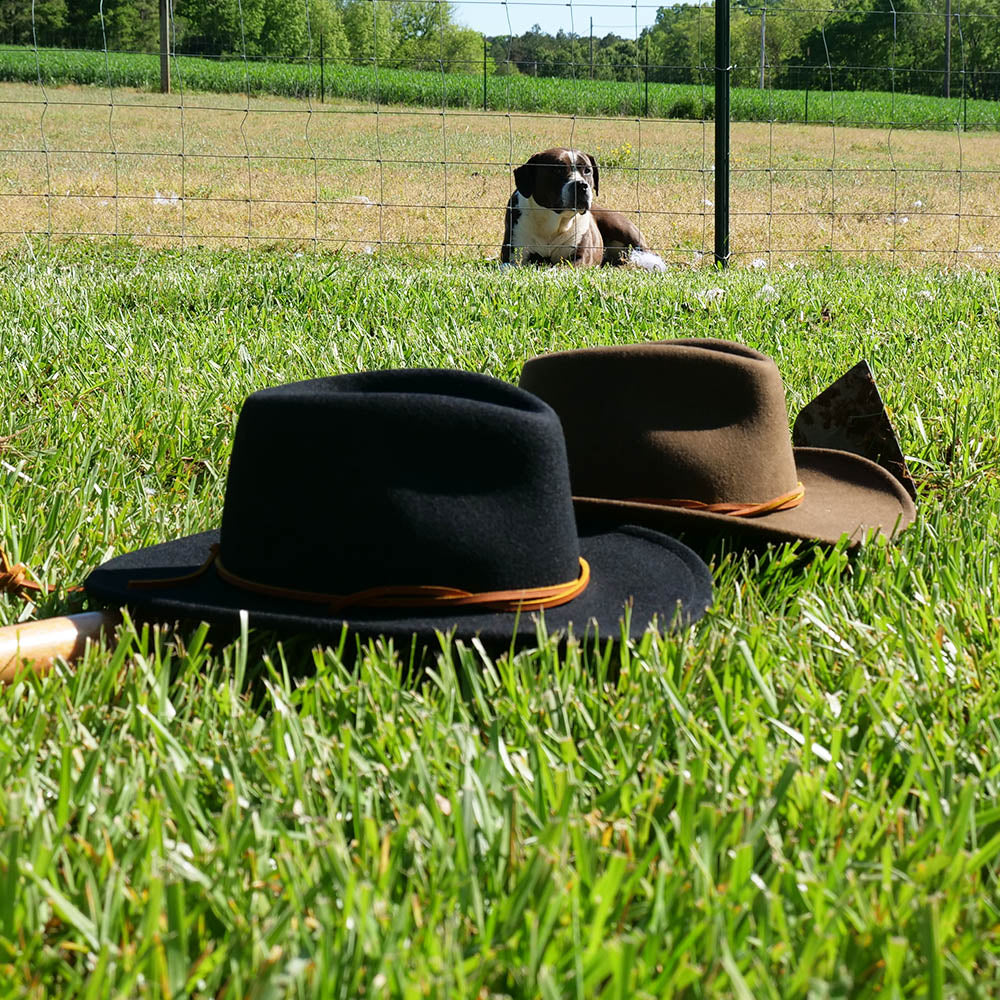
<box><xmin>513</xmin><ymin>160</ymin><xmax>537</xmax><ymax>198</ymax></box>
<box><xmin>586</xmin><ymin>153</ymin><xmax>600</xmax><ymax>197</ymax></box>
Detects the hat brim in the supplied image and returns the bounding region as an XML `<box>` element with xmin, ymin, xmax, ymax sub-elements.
<box><xmin>83</xmin><ymin>525</ymin><xmax>713</xmax><ymax>648</ymax></box>
<box><xmin>572</xmin><ymin>447</ymin><xmax>916</xmax><ymax>548</ymax></box>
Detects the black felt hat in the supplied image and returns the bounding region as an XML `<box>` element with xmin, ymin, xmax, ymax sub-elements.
<box><xmin>85</xmin><ymin>370</ymin><xmax>713</xmax><ymax>647</ymax></box>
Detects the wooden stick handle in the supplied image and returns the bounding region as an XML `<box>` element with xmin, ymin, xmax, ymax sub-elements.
<box><xmin>0</xmin><ymin>610</ymin><xmax>121</xmax><ymax>683</ymax></box>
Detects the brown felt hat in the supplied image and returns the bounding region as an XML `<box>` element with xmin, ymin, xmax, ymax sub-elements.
<box><xmin>518</xmin><ymin>339</ymin><xmax>916</xmax><ymax>547</ymax></box>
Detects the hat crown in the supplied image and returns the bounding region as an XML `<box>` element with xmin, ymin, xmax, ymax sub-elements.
<box><xmin>219</xmin><ymin>370</ymin><xmax>582</xmax><ymax>595</ymax></box>
<box><xmin>519</xmin><ymin>340</ymin><xmax>800</xmax><ymax>504</ymax></box>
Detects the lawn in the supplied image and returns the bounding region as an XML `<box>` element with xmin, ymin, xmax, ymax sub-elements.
<box><xmin>2</xmin><ymin>245</ymin><xmax>1000</xmax><ymax>996</ymax></box>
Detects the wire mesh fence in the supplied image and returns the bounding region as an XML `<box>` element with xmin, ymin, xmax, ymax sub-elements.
<box><xmin>1</xmin><ymin>0</ymin><xmax>999</xmax><ymax>265</ymax></box>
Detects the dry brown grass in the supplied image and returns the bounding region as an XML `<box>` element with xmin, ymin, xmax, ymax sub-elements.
<box><xmin>2</xmin><ymin>81</ymin><xmax>1000</xmax><ymax>265</ymax></box>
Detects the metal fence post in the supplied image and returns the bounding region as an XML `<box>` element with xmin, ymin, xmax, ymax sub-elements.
<box><xmin>715</xmin><ymin>0</ymin><xmax>730</xmax><ymax>267</ymax></box>
<box><xmin>320</xmin><ymin>35</ymin><xmax>325</xmax><ymax>103</ymax></box>
<box><xmin>483</xmin><ymin>35</ymin><xmax>488</xmax><ymax>111</ymax></box>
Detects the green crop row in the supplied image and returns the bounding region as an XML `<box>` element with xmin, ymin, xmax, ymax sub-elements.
<box><xmin>1</xmin><ymin>44</ymin><xmax>996</xmax><ymax>130</ymax></box>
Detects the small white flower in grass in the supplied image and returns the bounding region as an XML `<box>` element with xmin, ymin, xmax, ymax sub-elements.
<box><xmin>153</xmin><ymin>190</ymin><xmax>180</xmax><ymax>207</ymax></box>
<box><xmin>757</xmin><ymin>283</ymin><xmax>778</xmax><ymax>301</ymax></box>
<box><xmin>917</xmin><ymin>289</ymin><xmax>934</xmax><ymax>301</ymax></box>
<box><xmin>372</xmin><ymin>973</ymin><xmax>388</xmax><ymax>991</ymax></box>
<box><xmin>825</xmin><ymin>692</ymin><xmax>842</xmax><ymax>717</ymax></box>
<box><xmin>751</xmin><ymin>257</ymin><xmax>768</xmax><ymax>269</ymax></box>
<box><xmin>703</xmin><ymin>198</ymin><xmax>713</xmax><ymax>207</ymax></box>
<box><xmin>912</xmin><ymin>199</ymin><xmax>923</xmax><ymax>208</ymax></box>
<box><xmin>362</xmin><ymin>245</ymin><xmax>374</xmax><ymax>254</ymax></box>
<box><xmin>287</xmin><ymin>958</ymin><xmax>311</xmax><ymax>978</ymax></box>
<box><xmin>691</xmin><ymin>251</ymin><xmax>704</xmax><ymax>265</ymax></box>
<box><xmin>900</xmin><ymin>216</ymin><xmax>909</xmax><ymax>225</ymax></box>
<box><xmin>701</xmin><ymin>288</ymin><xmax>725</xmax><ymax>304</ymax></box>
<box><xmin>750</xmin><ymin>872</ymin><xmax>768</xmax><ymax>892</ymax></box>
<box><xmin>164</xmin><ymin>838</ymin><xmax>194</xmax><ymax>860</ymax></box>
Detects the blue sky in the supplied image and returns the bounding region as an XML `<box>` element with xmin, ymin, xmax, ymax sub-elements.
<box><xmin>451</xmin><ymin>0</ymin><xmax>662</xmax><ymax>40</ymax></box>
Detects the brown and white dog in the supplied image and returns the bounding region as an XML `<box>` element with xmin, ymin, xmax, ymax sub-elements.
<box><xmin>500</xmin><ymin>147</ymin><xmax>666</xmax><ymax>271</ymax></box>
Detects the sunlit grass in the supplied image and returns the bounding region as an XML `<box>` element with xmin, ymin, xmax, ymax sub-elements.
<box><xmin>2</xmin><ymin>246</ymin><xmax>1000</xmax><ymax>995</ymax></box>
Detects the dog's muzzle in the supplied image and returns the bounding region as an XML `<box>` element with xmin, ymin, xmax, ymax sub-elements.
<box><xmin>562</xmin><ymin>179</ymin><xmax>593</xmax><ymax>213</ymax></box>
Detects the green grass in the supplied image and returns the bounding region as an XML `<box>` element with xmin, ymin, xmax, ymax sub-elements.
<box><xmin>2</xmin><ymin>244</ymin><xmax>1000</xmax><ymax>996</ymax></box>
<box><xmin>1</xmin><ymin>43</ymin><xmax>996</xmax><ymax>131</ymax></box>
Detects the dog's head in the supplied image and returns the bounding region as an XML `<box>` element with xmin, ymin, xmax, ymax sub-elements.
<box><xmin>513</xmin><ymin>148</ymin><xmax>600</xmax><ymax>214</ymax></box>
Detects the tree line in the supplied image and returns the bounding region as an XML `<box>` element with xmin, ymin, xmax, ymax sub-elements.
<box><xmin>3</xmin><ymin>0</ymin><xmax>998</xmax><ymax>99</ymax></box>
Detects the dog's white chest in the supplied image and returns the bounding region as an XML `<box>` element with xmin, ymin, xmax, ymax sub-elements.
<box><xmin>508</xmin><ymin>193</ymin><xmax>588</xmax><ymax>264</ymax></box>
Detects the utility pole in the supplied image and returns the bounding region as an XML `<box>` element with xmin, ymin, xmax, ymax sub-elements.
<box><xmin>589</xmin><ymin>17</ymin><xmax>594</xmax><ymax>79</ymax></box>
<box><xmin>159</xmin><ymin>0</ymin><xmax>170</xmax><ymax>94</ymax></box>
<box><xmin>944</xmin><ymin>0</ymin><xmax>951</xmax><ymax>98</ymax></box>
<box><xmin>759</xmin><ymin>8</ymin><xmax>766</xmax><ymax>88</ymax></box>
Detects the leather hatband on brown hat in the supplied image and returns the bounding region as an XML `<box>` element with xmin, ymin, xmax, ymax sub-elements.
<box><xmin>518</xmin><ymin>339</ymin><xmax>916</xmax><ymax>547</ymax></box>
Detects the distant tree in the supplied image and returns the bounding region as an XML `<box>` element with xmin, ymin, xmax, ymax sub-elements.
<box><xmin>61</xmin><ymin>0</ymin><xmax>158</xmax><ymax>51</ymax></box>
<box><xmin>945</xmin><ymin>0</ymin><xmax>1000</xmax><ymax>98</ymax></box>
<box><xmin>899</xmin><ymin>0</ymin><xmax>1000</xmax><ymax>99</ymax></box>
<box><xmin>342</xmin><ymin>0</ymin><xmax>397</xmax><ymax>62</ymax></box>
<box><xmin>0</xmin><ymin>0</ymin><xmax>67</xmax><ymax>45</ymax></box>
<box><xmin>594</xmin><ymin>36</ymin><xmax>641</xmax><ymax>82</ymax></box>
<box><xmin>174</xmin><ymin>0</ymin><xmax>265</xmax><ymax>55</ymax></box>
<box><xmin>390</xmin><ymin>0</ymin><xmax>483</xmax><ymax>71</ymax></box>
<box><xmin>781</xmin><ymin>0</ymin><xmax>918</xmax><ymax>91</ymax></box>
<box><xmin>506</xmin><ymin>23</ymin><xmax>549</xmax><ymax>75</ymax></box>
<box><xmin>259</xmin><ymin>0</ymin><xmax>311</xmax><ymax>56</ymax></box>
<box><xmin>644</xmin><ymin>3</ymin><xmax>708</xmax><ymax>84</ymax></box>
<box><xmin>310</xmin><ymin>0</ymin><xmax>351</xmax><ymax>62</ymax></box>
<box><xmin>488</xmin><ymin>34</ymin><xmax>518</xmax><ymax>74</ymax></box>
<box><xmin>730</xmin><ymin>0</ymin><xmax>825</xmax><ymax>88</ymax></box>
